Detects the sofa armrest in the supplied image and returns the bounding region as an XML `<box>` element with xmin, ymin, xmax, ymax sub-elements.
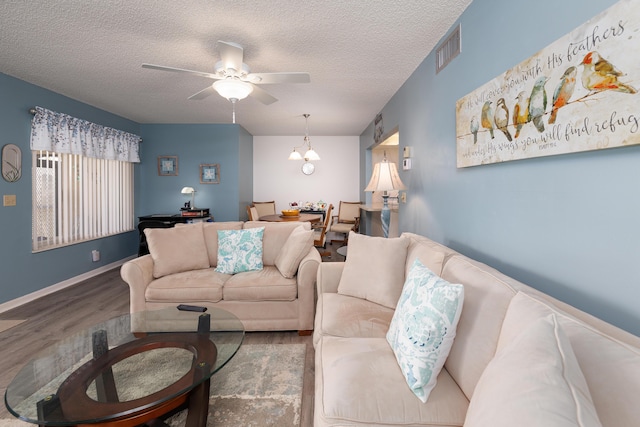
<box><xmin>120</xmin><ymin>255</ymin><xmax>155</xmax><ymax>313</ymax></box>
<box><xmin>317</xmin><ymin>262</ymin><xmax>345</xmax><ymax>294</ymax></box>
<box><xmin>296</xmin><ymin>247</ymin><xmax>322</xmax><ymax>330</ymax></box>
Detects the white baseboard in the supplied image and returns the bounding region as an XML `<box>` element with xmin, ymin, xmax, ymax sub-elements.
<box><xmin>0</xmin><ymin>256</ymin><xmax>136</xmax><ymax>314</ymax></box>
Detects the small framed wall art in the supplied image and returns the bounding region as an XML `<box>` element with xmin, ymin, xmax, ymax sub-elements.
<box><xmin>157</xmin><ymin>155</ymin><xmax>178</xmax><ymax>176</ymax></box>
<box><xmin>200</xmin><ymin>163</ymin><xmax>220</xmax><ymax>184</ymax></box>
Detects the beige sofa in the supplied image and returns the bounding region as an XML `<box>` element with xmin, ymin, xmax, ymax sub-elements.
<box><xmin>121</xmin><ymin>220</ymin><xmax>320</xmax><ymax>332</ymax></box>
<box><xmin>314</xmin><ymin>231</ymin><xmax>640</xmax><ymax>426</ymax></box>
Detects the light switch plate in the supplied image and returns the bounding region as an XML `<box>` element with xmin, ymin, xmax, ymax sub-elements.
<box><xmin>402</xmin><ymin>158</ymin><xmax>412</xmax><ymax>170</ymax></box>
<box><xmin>3</xmin><ymin>194</ymin><xmax>17</xmax><ymax>206</ymax></box>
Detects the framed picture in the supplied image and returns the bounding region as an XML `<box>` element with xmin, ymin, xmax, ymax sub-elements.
<box><xmin>157</xmin><ymin>156</ymin><xmax>178</xmax><ymax>176</ymax></box>
<box><xmin>200</xmin><ymin>163</ymin><xmax>220</xmax><ymax>184</ymax></box>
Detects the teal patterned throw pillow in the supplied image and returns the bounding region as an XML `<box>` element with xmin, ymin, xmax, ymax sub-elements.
<box><xmin>215</xmin><ymin>227</ymin><xmax>264</xmax><ymax>274</ymax></box>
<box><xmin>386</xmin><ymin>258</ymin><xmax>464</xmax><ymax>402</ymax></box>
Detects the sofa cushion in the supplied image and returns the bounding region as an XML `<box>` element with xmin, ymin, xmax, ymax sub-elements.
<box><xmin>145</xmin><ymin>268</ymin><xmax>227</xmax><ymax>303</ymax></box>
<box><xmin>401</xmin><ymin>232</ymin><xmax>458</xmax><ymax>277</ymax></box>
<box><xmin>244</xmin><ymin>221</ymin><xmax>311</xmax><ymax>266</ymax></box>
<box><xmin>439</xmin><ymin>255</ymin><xmax>518</xmax><ymax>400</ymax></box>
<box><xmin>274</xmin><ymin>225</ymin><xmax>314</xmax><ymax>278</ymax></box>
<box><xmin>315</xmin><ymin>336</ymin><xmax>468</xmax><ymax>426</ymax></box>
<box><xmin>498</xmin><ymin>292</ymin><xmax>640</xmax><ymax>427</ymax></box>
<box><xmin>386</xmin><ymin>259</ymin><xmax>464</xmax><ymax>402</ymax></box>
<box><xmin>223</xmin><ymin>265</ymin><xmax>298</xmax><ymax>301</ymax></box>
<box><xmin>313</xmin><ymin>293</ymin><xmax>394</xmax><ymax>346</ymax></box>
<box><xmin>337</xmin><ymin>232</ymin><xmax>409</xmax><ymax>309</ymax></box>
<box><xmin>215</xmin><ymin>227</ymin><xmax>264</xmax><ymax>274</ymax></box>
<box><xmin>202</xmin><ymin>221</ymin><xmax>244</xmax><ymax>267</ymax></box>
<box><xmin>145</xmin><ymin>222</ymin><xmax>210</xmax><ymax>278</ymax></box>
<box><xmin>464</xmin><ymin>314</ymin><xmax>602</xmax><ymax>427</ymax></box>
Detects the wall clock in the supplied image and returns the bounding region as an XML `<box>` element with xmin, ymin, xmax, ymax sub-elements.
<box><xmin>302</xmin><ymin>162</ymin><xmax>315</xmax><ymax>175</ymax></box>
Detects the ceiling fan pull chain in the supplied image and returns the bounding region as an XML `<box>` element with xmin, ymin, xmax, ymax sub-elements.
<box><xmin>231</xmin><ymin>98</ymin><xmax>237</xmax><ymax>124</ymax></box>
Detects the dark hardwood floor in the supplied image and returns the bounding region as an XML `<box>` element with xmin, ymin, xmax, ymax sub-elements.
<box><xmin>0</xmin><ymin>244</ymin><xmax>345</xmax><ymax>425</ymax></box>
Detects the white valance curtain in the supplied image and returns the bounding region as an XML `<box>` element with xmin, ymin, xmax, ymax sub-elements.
<box><xmin>30</xmin><ymin>106</ymin><xmax>141</xmax><ymax>163</ymax></box>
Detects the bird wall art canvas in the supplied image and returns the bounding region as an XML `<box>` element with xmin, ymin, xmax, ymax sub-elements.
<box><xmin>456</xmin><ymin>0</ymin><xmax>638</xmax><ymax>167</ymax></box>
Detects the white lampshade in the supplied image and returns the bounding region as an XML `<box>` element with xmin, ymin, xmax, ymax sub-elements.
<box><xmin>364</xmin><ymin>159</ymin><xmax>406</xmax><ymax>192</ymax></box>
<box><xmin>304</xmin><ymin>148</ymin><xmax>321</xmax><ymax>161</ymax></box>
<box><xmin>288</xmin><ymin>149</ymin><xmax>303</xmax><ymax>160</ymax></box>
<box><xmin>213</xmin><ymin>79</ymin><xmax>254</xmax><ymax>101</ymax></box>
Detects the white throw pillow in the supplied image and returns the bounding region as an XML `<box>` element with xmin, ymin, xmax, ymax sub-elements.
<box><xmin>145</xmin><ymin>222</ymin><xmax>210</xmax><ymax>278</ymax></box>
<box><xmin>215</xmin><ymin>227</ymin><xmax>264</xmax><ymax>274</ymax></box>
<box><xmin>386</xmin><ymin>259</ymin><xmax>464</xmax><ymax>402</ymax></box>
<box><xmin>464</xmin><ymin>314</ymin><xmax>603</xmax><ymax>427</ymax></box>
<box><xmin>274</xmin><ymin>225</ymin><xmax>314</xmax><ymax>278</ymax></box>
<box><xmin>337</xmin><ymin>232</ymin><xmax>409</xmax><ymax>308</ymax></box>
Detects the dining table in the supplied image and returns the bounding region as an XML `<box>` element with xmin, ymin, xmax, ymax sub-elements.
<box><xmin>259</xmin><ymin>213</ymin><xmax>322</xmax><ymax>223</ymax></box>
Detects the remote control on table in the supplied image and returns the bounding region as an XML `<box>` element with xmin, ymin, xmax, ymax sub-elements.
<box><xmin>177</xmin><ymin>304</ymin><xmax>207</xmax><ymax>312</ymax></box>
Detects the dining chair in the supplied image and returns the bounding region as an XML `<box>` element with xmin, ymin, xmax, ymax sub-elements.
<box><xmin>313</xmin><ymin>204</ymin><xmax>333</xmax><ymax>257</ymax></box>
<box><xmin>246</xmin><ymin>205</ymin><xmax>260</xmax><ymax>221</ymax></box>
<box><xmin>330</xmin><ymin>201</ymin><xmax>362</xmax><ymax>245</ymax></box>
<box><xmin>252</xmin><ymin>201</ymin><xmax>276</xmax><ymax>218</ymax></box>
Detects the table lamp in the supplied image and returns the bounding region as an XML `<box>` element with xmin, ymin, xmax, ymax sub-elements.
<box><xmin>181</xmin><ymin>186</ymin><xmax>196</xmax><ymax>209</ymax></box>
<box><xmin>364</xmin><ymin>156</ymin><xmax>406</xmax><ymax>238</ymax></box>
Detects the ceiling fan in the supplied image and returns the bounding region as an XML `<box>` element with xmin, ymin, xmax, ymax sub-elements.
<box><xmin>142</xmin><ymin>40</ymin><xmax>310</xmax><ymax>106</ymax></box>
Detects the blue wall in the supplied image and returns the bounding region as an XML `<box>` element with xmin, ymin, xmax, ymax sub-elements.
<box><xmin>0</xmin><ymin>73</ymin><xmax>140</xmax><ymax>302</ymax></box>
<box><xmin>138</xmin><ymin>124</ymin><xmax>252</xmax><ymax>222</ymax></box>
<box><xmin>362</xmin><ymin>0</ymin><xmax>640</xmax><ymax>335</ymax></box>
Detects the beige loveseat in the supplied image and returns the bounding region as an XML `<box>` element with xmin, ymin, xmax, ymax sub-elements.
<box><xmin>121</xmin><ymin>221</ymin><xmax>320</xmax><ymax>332</ymax></box>
<box><xmin>314</xmin><ymin>231</ymin><xmax>640</xmax><ymax>426</ymax></box>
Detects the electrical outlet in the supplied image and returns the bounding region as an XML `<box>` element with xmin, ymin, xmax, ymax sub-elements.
<box><xmin>3</xmin><ymin>195</ymin><xmax>16</xmax><ymax>206</ymax></box>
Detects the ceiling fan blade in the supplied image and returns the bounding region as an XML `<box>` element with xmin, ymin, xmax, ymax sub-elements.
<box><xmin>188</xmin><ymin>85</ymin><xmax>217</xmax><ymax>100</ymax></box>
<box><xmin>248</xmin><ymin>72</ymin><xmax>311</xmax><ymax>84</ymax></box>
<box><xmin>249</xmin><ymin>84</ymin><xmax>278</xmax><ymax>105</ymax></box>
<box><xmin>217</xmin><ymin>40</ymin><xmax>244</xmax><ymax>72</ymax></box>
<box><xmin>142</xmin><ymin>63</ymin><xmax>219</xmax><ymax>80</ymax></box>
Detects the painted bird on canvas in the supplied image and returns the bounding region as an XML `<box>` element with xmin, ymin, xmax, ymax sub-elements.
<box><xmin>494</xmin><ymin>98</ymin><xmax>512</xmax><ymax>141</ymax></box>
<box><xmin>481</xmin><ymin>101</ymin><xmax>495</xmax><ymax>139</ymax></box>
<box><xmin>581</xmin><ymin>51</ymin><xmax>637</xmax><ymax>94</ymax></box>
<box><xmin>470</xmin><ymin>116</ymin><xmax>479</xmax><ymax>144</ymax></box>
<box><xmin>512</xmin><ymin>91</ymin><xmax>529</xmax><ymax>138</ymax></box>
<box><xmin>549</xmin><ymin>66</ymin><xmax>577</xmax><ymax>124</ymax></box>
<box><xmin>528</xmin><ymin>76</ymin><xmax>549</xmax><ymax>133</ymax></box>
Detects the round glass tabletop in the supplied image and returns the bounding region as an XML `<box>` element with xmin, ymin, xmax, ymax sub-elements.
<box><xmin>5</xmin><ymin>306</ymin><xmax>244</xmax><ymax>425</ymax></box>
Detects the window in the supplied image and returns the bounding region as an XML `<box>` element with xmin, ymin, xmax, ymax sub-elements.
<box><xmin>32</xmin><ymin>150</ymin><xmax>134</xmax><ymax>252</ymax></box>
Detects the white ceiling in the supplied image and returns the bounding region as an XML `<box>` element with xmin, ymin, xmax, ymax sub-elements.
<box><xmin>0</xmin><ymin>0</ymin><xmax>471</xmax><ymax>136</ymax></box>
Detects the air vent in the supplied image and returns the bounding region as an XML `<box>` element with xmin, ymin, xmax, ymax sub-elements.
<box><xmin>436</xmin><ymin>24</ymin><xmax>461</xmax><ymax>74</ymax></box>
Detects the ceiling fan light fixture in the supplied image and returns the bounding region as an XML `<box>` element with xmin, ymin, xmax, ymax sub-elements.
<box><xmin>213</xmin><ymin>79</ymin><xmax>253</xmax><ymax>101</ymax></box>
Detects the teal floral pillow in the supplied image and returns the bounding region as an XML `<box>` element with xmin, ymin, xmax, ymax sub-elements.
<box><xmin>215</xmin><ymin>227</ymin><xmax>264</xmax><ymax>274</ymax></box>
<box><xmin>386</xmin><ymin>258</ymin><xmax>464</xmax><ymax>402</ymax></box>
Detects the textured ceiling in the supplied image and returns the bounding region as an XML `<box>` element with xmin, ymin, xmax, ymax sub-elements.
<box><xmin>0</xmin><ymin>0</ymin><xmax>471</xmax><ymax>135</ymax></box>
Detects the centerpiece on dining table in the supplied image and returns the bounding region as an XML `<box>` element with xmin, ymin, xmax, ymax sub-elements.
<box><xmin>282</xmin><ymin>202</ymin><xmax>301</xmax><ymax>217</ymax></box>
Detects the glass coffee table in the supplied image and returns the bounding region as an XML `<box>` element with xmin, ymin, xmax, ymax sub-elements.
<box><xmin>5</xmin><ymin>306</ymin><xmax>244</xmax><ymax>426</ymax></box>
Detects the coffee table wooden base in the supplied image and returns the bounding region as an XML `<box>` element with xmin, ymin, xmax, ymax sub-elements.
<box><xmin>39</xmin><ymin>332</ymin><xmax>217</xmax><ymax>427</ymax></box>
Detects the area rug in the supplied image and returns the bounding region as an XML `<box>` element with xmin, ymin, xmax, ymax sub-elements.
<box><xmin>0</xmin><ymin>343</ymin><xmax>306</xmax><ymax>427</ymax></box>
<box><xmin>0</xmin><ymin>319</ymin><xmax>26</xmax><ymax>333</ymax></box>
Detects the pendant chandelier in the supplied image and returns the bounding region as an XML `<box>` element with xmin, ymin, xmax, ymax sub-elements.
<box><xmin>288</xmin><ymin>114</ymin><xmax>320</xmax><ymax>161</ymax></box>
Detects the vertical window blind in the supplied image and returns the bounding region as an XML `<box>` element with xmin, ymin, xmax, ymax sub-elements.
<box><xmin>30</xmin><ymin>107</ymin><xmax>140</xmax><ymax>252</ymax></box>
